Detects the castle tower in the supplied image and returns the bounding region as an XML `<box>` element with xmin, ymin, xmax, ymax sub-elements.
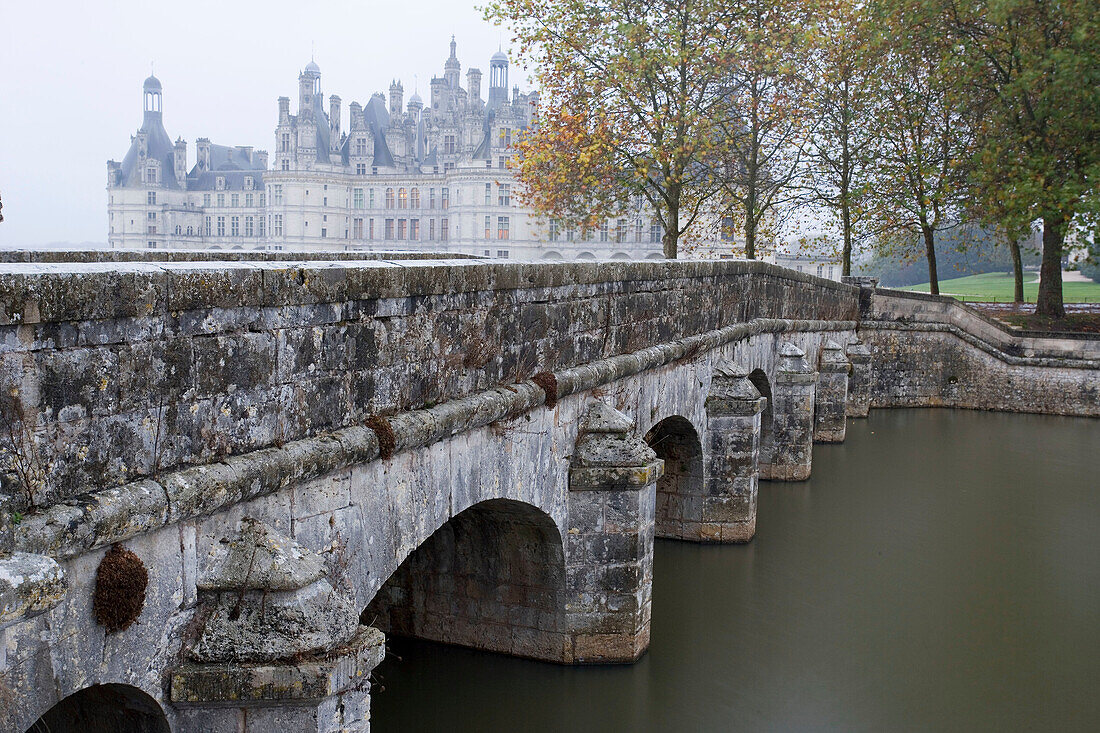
<box><xmin>444</xmin><ymin>36</ymin><xmax>461</xmax><ymax>89</ymax></box>
<box><xmin>143</xmin><ymin>74</ymin><xmax>162</xmax><ymax>120</ymax></box>
<box><xmin>389</xmin><ymin>80</ymin><xmax>404</xmax><ymax>115</ymax></box>
<box><xmin>299</xmin><ymin>60</ymin><xmax>320</xmax><ymax>117</ymax></box>
<box><xmin>467</xmin><ymin>68</ymin><xmax>482</xmax><ymax>107</ymax></box>
<box><xmin>408</xmin><ymin>91</ymin><xmax>423</xmax><ymax>120</ymax></box>
<box><xmin>489</xmin><ymin>50</ymin><xmax>509</xmax><ymax>109</ymax></box>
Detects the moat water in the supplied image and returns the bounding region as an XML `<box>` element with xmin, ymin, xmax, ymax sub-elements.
<box><xmin>373</xmin><ymin>409</ymin><xmax>1100</xmax><ymax>732</ymax></box>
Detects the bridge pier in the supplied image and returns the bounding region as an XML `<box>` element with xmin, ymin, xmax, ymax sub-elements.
<box><xmin>846</xmin><ymin>338</ymin><xmax>873</xmax><ymax>417</ymax></box>
<box><xmin>763</xmin><ymin>343</ymin><xmax>818</xmax><ymax>481</ymax></box>
<box><xmin>170</xmin><ymin>520</ymin><xmax>384</xmax><ymax>732</ymax></box>
<box><xmin>566</xmin><ymin>403</ymin><xmax>662</xmax><ymax>663</ymax></box>
<box><xmin>698</xmin><ymin>362</ymin><xmax>767</xmax><ymax>542</ymax></box>
<box><xmin>814</xmin><ymin>340</ymin><xmax>851</xmax><ymax>443</ymax></box>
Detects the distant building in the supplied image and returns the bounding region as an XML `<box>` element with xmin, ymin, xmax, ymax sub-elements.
<box><xmin>265</xmin><ymin>40</ymin><xmax>663</xmax><ymax>259</ymax></box>
<box><xmin>107</xmin><ymin>75</ymin><xmax>268</xmax><ymax>249</ymax></box>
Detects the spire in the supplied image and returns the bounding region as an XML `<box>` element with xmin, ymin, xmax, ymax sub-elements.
<box><xmin>449</xmin><ymin>35</ymin><xmax>457</xmax><ymax>60</ymax></box>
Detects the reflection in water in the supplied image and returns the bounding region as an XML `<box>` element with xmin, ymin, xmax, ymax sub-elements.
<box><xmin>372</xmin><ymin>410</ymin><xmax>1100</xmax><ymax>732</ymax></box>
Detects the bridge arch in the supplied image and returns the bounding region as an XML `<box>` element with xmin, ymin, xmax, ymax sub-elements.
<box><xmin>362</xmin><ymin>498</ymin><xmax>569</xmax><ymax>661</ymax></box>
<box><xmin>610</xmin><ymin>252</ymin><xmax>632</xmax><ymax>261</ymax></box>
<box><xmin>747</xmin><ymin>368</ymin><xmax>774</xmax><ymax>466</ymax></box>
<box><xmin>25</xmin><ymin>684</ymin><xmax>169</xmax><ymax>733</ymax></box>
<box><xmin>644</xmin><ymin>415</ymin><xmax>704</xmax><ymax>538</ymax></box>
<box><xmin>575</xmin><ymin>251</ymin><xmax>597</xmax><ymax>260</ymax></box>
<box><xmin>541</xmin><ymin>250</ymin><xmax>564</xmax><ymax>260</ymax></box>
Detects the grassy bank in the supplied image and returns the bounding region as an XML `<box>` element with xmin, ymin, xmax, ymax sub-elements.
<box><xmin>897</xmin><ymin>272</ymin><xmax>1100</xmax><ymax>303</ymax></box>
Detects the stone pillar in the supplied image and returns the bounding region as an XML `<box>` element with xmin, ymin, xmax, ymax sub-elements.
<box><xmin>814</xmin><ymin>340</ymin><xmax>850</xmax><ymax>443</ymax></box>
<box><xmin>170</xmin><ymin>519</ymin><xmax>384</xmax><ymax>732</ymax></box>
<box><xmin>766</xmin><ymin>343</ymin><xmax>817</xmax><ymax>481</ymax></box>
<box><xmin>846</xmin><ymin>337</ymin><xmax>872</xmax><ymax>418</ymax></box>
<box><xmin>701</xmin><ymin>361</ymin><xmax>767</xmax><ymax>542</ymax></box>
<box><xmin>566</xmin><ymin>403</ymin><xmax>662</xmax><ymax>663</ymax></box>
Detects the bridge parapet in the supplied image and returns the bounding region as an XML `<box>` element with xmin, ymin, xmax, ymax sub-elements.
<box><xmin>0</xmin><ymin>258</ymin><xmax>857</xmax><ymax>515</ymax></box>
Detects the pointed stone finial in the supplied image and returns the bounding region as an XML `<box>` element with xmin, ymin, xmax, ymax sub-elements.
<box><xmin>708</xmin><ymin>361</ymin><xmax>766</xmax><ymax>416</ymax></box>
<box><xmin>187</xmin><ymin>519</ymin><xmax>358</xmax><ymax>663</ymax></box>
<box><xmin>580</xmin><ymin>402</ymin><xmax>635</xmax><ymax>435</ymax></box>
<box><xmin>775</xmin><ymin>342</ymin><xmax>816</xmax><ymax>384</ymax></box>
<box><xmin>712</xmin><ymin>360</ymin><xmax>749</xmax><ymax>380</ymax></box>
<box><xmin>777</xmin><ymin>342</ymin><xmax>813</xmax><ymax>374</ymax></box>
<box><xmin>198</xmin><ymin>518</ymin><xmax>325</xmax><ymax>592</ymax></box>
<box><xmin>571</xmin><ymin>404</ymin><xmax>662</xmax><ymax>489</ymax></box>
<box><xmin>819</xmin><ymin>340</ymin><xmax>851</xmax><ymax>373</ymax></box>
<box><xmin>846</xmin><ymin>338</ymin><xmax>871</xmax><ymax>361</ymax></box>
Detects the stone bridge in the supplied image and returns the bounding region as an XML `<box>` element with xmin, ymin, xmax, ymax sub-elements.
<box><xmin>0</xmin><ymin>252</ymin><xmax>1096</xmax><ymax>732</ymax></box>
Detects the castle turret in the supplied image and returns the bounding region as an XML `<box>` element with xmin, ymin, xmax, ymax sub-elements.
<box><xmin>389</xmin><ymin>80</ymin><xmax>404</xmax><ymax>115</ymax></box>
<box><xmin>467</xmin><ymin>68</ymin><xmax>482</xmax><ymax>107</ymax></box>
<box><xmin>408</xmin><ymin>92</ymin><xmax>423</xmax><ymax>120</ymax></box>
<box><xmin>300</xmin><ymin>60</ymin><xmax>320</xmax><ymax>117</ymax></box>
<box><xmin>489</xmin><ymin>50</ymin><xmax>509</xmax><ymax>109</ymax></box>
<box><xmin>143</xmin><ymin>75</ymin><xmax>163</xmax><ymax>121</ymax></box>
<box><xmin>444</xmin><ymin>36</ymin><xmax>461</xmax><ymax>89</ymax></box>
<box><xmin>430</xmin><ymin>77</ymin><xmax>446</xmax><ymax>111</ymax></box>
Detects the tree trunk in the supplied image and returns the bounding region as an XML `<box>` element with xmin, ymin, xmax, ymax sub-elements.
<box><xmin>744</xmin><ymin>220</ymin><xmax>756</xmax><ymax>260</ymax></box>
<box><xmin>1036</xmin><ymin>215</ymin><xmax>1065</xmax><ymax>318</ymax></box>
<box><xmin>922</xmin><ymin>224</ymin><xmax>939</xmax><ymax>295</ymax></box>
<box><xmin>841</xmin><ymin>201</ymin><xmax>853</xmax><ymax>276</ymax></box>
<box><xmin>1008</xmin><ymin>236</ymin><xmax>1024</xmax><ymax>304</ymax></box>
<box><xmin>663</xmin><ymin>200</ymin><xmax>679</xmax><ymax>259</ymax></box>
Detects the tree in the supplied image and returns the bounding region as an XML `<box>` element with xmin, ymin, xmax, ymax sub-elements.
<box><xmin>714</xmin><ymin>0</ymin><xmax>817</xmax><ymax>260</ymax></box>
<box><xmin>940</xmin><ymin>0</ymin><xmax>1100</xmax><ymax>317</ymax></box>
<box><xmin>484</xmin><ymin>0</ymin><xmax>740</xmax><ymax>258</ymax></box>
<box><xmin>802</xmin><ymin>0</ymin><xmax>878</xmax><ymax>276</ymax></box>
<box><xmin>865</xmin><ymin>0</ymin><xmax>972</xmax><ymax>295</ymax></box>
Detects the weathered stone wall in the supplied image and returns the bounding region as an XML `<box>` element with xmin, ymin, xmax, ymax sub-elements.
<box><xmin>861</xmin><ymin>288</ymin><xmax>1100</xmax><ymax>416</ymax></box>
<box><xmin>0</xmin><ymin>258</ymin><xmax>856</xmax><ymax>512</ymax></box>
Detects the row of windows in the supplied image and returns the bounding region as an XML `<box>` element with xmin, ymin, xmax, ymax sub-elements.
<box><xmin>201</xmin><ymin>193</ymin><xmax>264</xmax><ymax>208</ymax></box>
<box><xmin>345</xmin><ymin>217</ymin><xmax>450</xmax><ymax>242</ymax></box>
<box><xmin>549</xmin><ymin>219</ymin><xmax>664</xmax><ymax>244</ymax></box>
<box><xmin>197</xmin><ymin>215</ymin><xmax>266</xmax><ymax>238</ymax></box>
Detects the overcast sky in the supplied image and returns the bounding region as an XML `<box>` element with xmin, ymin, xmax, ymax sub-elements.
<box><xmin>0</xmin><ymin>0</ymin><xmax>527</xmax><ymax>247</ymax></box>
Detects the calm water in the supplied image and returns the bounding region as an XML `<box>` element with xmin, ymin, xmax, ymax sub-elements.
<box><xmin>372</xmin><ymin>410</ymin><xmax>1100</xmax><ymax>732</ymax></box>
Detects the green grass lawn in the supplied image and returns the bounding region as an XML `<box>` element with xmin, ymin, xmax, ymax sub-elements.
<box><xmin>897</xmin><ymin>271</ymin><xmax>1100</xmax><ymax>303</ymax></box>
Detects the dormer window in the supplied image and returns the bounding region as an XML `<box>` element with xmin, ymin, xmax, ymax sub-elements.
<box><xmin>145</xmin><ymin>165</ymin><xmax>158</xmax><ymax>184</ymax></box>
<box><xmin>244</xmin><ymin>176</ymin><xmax>254</xmax><ymax>190</ymax></box>
<box><xmin>216</xmin><ymin>176</ymin><xmax>226</xmax><ymax>190</ymax></box>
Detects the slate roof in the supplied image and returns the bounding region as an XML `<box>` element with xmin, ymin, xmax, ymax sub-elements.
<box><xmin>116</xmin><ymin>112</ymin><xmax>180</xmax><ymax>189</ymax></box>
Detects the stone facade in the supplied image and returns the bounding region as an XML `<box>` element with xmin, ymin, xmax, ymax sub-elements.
<box><xmin>0</xmin><ymin>254</ymin><xmax>1096</xmax><ymax>731</ymax></box>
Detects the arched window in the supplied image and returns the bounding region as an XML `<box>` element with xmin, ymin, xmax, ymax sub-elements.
<box><xmin>410</xmin><ymin>187</ymin><xmax>420</xmax><ymax>208</ymax></box>
<box><xmin>385</xmin><ymin>187</ymin><xmax>395</xmax><ymax>208</ymax></box>
<box><xmin>398</xmin><ymin>188</ymin><xmax>408</xmax><ymax>209</ymax></box>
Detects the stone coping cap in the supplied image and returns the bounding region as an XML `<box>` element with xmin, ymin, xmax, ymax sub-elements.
<box><xmin>170</xmin><ymin>625</ymin><xmax>385</xmax><ymax>704</ymax></box>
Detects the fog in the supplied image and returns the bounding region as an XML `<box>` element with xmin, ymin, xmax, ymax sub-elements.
<box><xmin>0</xmin><ymin>0</ymin><xmax>524</xmax><ymax>247</ymax></box>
